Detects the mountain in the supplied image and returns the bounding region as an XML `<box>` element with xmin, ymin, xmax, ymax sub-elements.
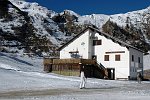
<box><xmin>0</xmin><ymin>0</ymin><xmax>72</xmax><ymax>56</ymax></box>
<box><xmin>0</xmin><ymin>0</ymin><xmax>150</xmax><ymax>56</ymax></box>
<box><xmin>78</xmin><ymin>7</ymin><xmax>150</xmax><ymax>44</ymax></box>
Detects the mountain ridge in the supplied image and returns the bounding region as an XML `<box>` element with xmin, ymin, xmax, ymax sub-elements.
<box><xmin>0</xmin><ymin>0</ymin><xmax>150</xmax><ymax>56</ymax></box>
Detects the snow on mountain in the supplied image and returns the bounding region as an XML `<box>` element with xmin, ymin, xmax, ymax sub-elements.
<box><xmin>9</xmin><ymin>0</ymin><xmax>56</xmax><ymax>18</ymax></box>
<box><xmin>0</xmin><ymin>7</ymin><xmax>25</xmax><ymax>34</ymax></box>
<box><xmin>5</xmin><ymin>1</ymin><xmax>150</xmax><ymax>44</ymax></box>
<box><xmin>78</xmin><ymin>14</ymin><xmax>109</xmax><ymax>30</ymax></box>
<box><xmin>8</xmin><ymin>0</ymin><xmax>68</xmax><ymax>45</ymax></box>
<box><xmin>77</xmin><ymin>6</ymin><xmax>150</xmax><ymax>29</ymax></box>
<box><xmin>110</xmin><ymin>7</ymin><xmax>150</xmax><ymax>27</ymax></box>
<box><xmin>60</xmin><ymin>10</ymin><xmax>80</xmax><ymax>17</ymax></box>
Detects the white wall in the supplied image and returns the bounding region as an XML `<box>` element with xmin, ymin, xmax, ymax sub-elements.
<box><xmin>129</xmin><ymin>48</ymin><xmax>143</xmax><ymax>79</ymax></box>
<box><xmin>93</xmin><ymin>32</ymin><xmax>130</xmax><ymax>79</ymax></box>
<box><xmin>60</xmin><ymin>29</ymin><xmax>90</xmax><ymax>59</ymax></box>
<box><xmin>143</xmin><ymin>51</ymin><xmax>150</xmax><ymax>70</ymax></box>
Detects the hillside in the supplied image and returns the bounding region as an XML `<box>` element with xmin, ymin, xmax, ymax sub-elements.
<box><xmin>0</xmin><ymin>0</ymin><xmax>72</xmax><ymax>56</ymax></box>
<box><xmin>0</xmin><ymin>0</ymin><xmax>150</xmax><ymax>56</ymax></box>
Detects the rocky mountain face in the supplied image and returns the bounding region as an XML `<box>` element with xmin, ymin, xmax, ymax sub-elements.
<box><xmin>0</xmin><ymin>0</ymin><xmax>150</xmax><ymax>56</ymax></box>
<box><xmin>0</xmin><ymin>0</ymin><xmax>70</xmax><ymax>56</ymax></box>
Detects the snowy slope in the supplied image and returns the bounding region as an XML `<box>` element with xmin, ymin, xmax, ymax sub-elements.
<box><xmin>0</xmin><ymin>52</ymin><xmax>43</xmax><ymax>72</ymax></box>
<box><xmin>0</xmin><ymin>52</ymin><xmax>150</xmax><ymax>100</ymax></box>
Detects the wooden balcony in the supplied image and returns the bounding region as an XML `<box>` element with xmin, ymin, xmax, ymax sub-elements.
<box><xmin>43</xmin><ymin>58</ymin><xmax>106</xmax><ymax>79</ymax></box>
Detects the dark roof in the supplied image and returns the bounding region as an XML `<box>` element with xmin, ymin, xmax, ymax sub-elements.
<box><xmin>58</xmin><ymin>26</ymin><xmax>143</xmax><ymax>52</ymax></box>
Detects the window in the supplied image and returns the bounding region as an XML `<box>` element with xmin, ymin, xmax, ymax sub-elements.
<box><xmin>138</xmin><ymin>57</ymin><xmax>140</xmax><ymax>63</ymax></box>
<box><xmin>115</xmin><ymin>55</ymin><xmax>120</xmax><ymax>61</ymax></box>
<box><xmin>93</xmin><ymin>40</ymin><xmax>102</xmax><ymax>46</ymax></box>
<box><xmin>104</xmin><ymin>55</ymin><xmax>109</xmax><ymax>61</ymax></box>
<box><xmin>132</xmin><ymin>55</ymin><xmax>134</xmax><ymax>62</ymax></box>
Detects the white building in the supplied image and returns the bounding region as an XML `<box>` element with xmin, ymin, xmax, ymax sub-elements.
<box><xmin>59</xmin><ymin>27</ymin><xmax>144</xmax><ymax>80</ymax></box>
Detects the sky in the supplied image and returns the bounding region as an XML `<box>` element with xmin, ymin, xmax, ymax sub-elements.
<box><xmin>26</xmin><ymin>0</ymin><xmax>150</xmax><ymax>15</ymax></box>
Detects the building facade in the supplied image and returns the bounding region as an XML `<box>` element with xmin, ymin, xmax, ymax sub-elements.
<box><xmin>59</xmin><ymin>27</ymin><xmax>143</xmax><ymax>80</ymax></box>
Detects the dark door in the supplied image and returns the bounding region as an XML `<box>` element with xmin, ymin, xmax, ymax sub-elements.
<box><xmin>107</xmin><ymin>68</ymin><xmax>115</xmax><ymax>80</ymax></box>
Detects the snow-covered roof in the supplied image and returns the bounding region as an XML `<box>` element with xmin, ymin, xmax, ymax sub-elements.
<box><xmin>58</xmin><ymin>26</ymin><xmax>143</xmax><ymax>53</ymax></box>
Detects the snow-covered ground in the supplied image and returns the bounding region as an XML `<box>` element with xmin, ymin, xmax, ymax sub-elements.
<box><xmin>0</xmin><ymin>52</ymin><xmax>150</xmax><ymax>100</ymax></box>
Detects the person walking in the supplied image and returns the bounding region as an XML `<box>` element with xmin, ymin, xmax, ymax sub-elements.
<box><xmin>80</xmin><ymin>66</ymin><xmax>86</xmax><ymax>89</ymax></box>
<box><xmin>137</xmin><ymin>72</ymin><xmax>142</xmax><ymax>84</ymax></box>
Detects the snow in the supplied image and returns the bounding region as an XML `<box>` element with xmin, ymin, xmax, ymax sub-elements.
<box><xmin>78</xmin><ymin>6</ymin><xmax>150</xmax><ymax>29</ymax></box>
<box><xmin>78</xmin><ymin>14</ymin><xmax>109</xmax><ymax>29</ymax></box>
<box><xmin>8</xmin><ymin>0</ymin><xmax>67</xmax><ymax>46</ymax></box>
<box><xmin>60</xmin><ymin>10</ymin><xmax>80</xmax><ymax>17</ymax></box>
<box><xmin>0</xmin><ymin>52</ymin><xmax>150</xmax><ymax>100</ymax></box>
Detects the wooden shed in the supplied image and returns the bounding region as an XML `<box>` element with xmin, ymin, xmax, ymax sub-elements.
<box><xmin>43</xmin><ymin>58</ymin><xmax>108</xmax><ymax>79</ymax></box>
